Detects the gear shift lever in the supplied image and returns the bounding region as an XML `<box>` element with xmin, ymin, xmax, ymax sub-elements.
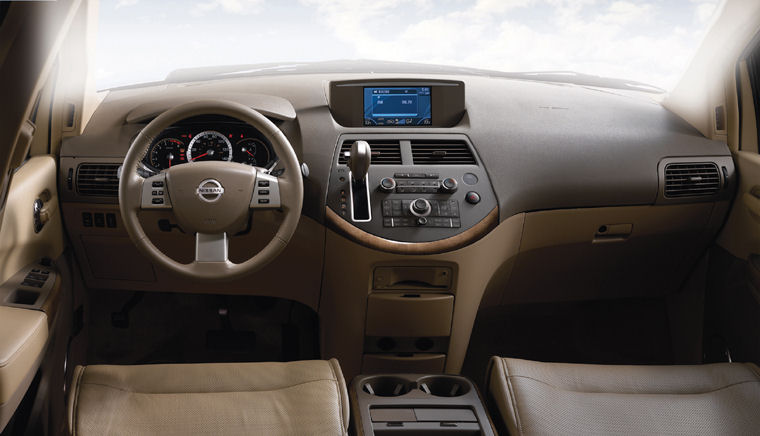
<box><xmin>347</xmin><ymin>140</ymin><xmax>372</xmax><ymax>221</ymax></box>
<box><xmin>348</xmin><ymin>140</ymin><xmax>371</xmax><ymax>182</ymax></box>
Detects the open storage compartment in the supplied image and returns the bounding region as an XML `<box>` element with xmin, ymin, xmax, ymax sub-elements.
<box><xmin>351</xmin><ymin>374</ymin><xmax>495</xmax><ymax>436</ymax></box>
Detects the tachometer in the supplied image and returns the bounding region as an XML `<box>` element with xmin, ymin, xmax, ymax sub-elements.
<box><xmin>235</xmin><ymin>138</ymin><xmax>271</xmax><ymax>167</ymax></box>
<box><xmin>187</xmin><ymin>130</ymin><xmax>232</xmax><ymax>162</ymax></box>
<box><xmin>149</xmin><ymin>138</ymin><xmax>184</xmax><ymax>170</ymax></box>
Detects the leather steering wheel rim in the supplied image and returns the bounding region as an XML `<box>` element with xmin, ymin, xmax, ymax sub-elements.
<box><xmin>119</xmin><ymin>100</ymin><xmax>303</xmax><ymax>281</ymax></box>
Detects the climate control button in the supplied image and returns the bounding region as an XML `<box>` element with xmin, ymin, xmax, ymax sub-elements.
<box><xmin>441</xmin><ymin>177</ymin><xmax>458</xmax><ymax>193</ymax></box>
<box><xmin>378</xmin><ymin>177</ymin><xmax>396</xmax><ymax>193</ymax></box>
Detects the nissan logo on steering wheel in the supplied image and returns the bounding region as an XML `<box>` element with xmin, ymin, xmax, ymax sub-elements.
<box><xmin>196</xmin><ymin>179</ymin><xmax>225</xmax><ymax>202</ymax></box>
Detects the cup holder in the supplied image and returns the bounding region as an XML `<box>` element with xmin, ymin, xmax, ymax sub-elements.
<box><xmin>361</xmin><ymin>376</ymin><xmax>415</xmax><ymax>397</ymax></box>
<box><xmin>418</xmin><ymin>376</ymin><xmax>471</xmax><ymax>397</ymax></box>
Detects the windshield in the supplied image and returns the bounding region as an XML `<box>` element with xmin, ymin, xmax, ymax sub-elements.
<box><xmin>96</xmin><ymin>0</ymin><xmax>721</xmax><ymax>91</ymax></box>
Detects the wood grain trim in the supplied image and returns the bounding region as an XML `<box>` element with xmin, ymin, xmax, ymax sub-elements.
<box><xmin>325</xmin><ymin>206</ymin><xmax>498</xmax><ymax>255</ymax></box>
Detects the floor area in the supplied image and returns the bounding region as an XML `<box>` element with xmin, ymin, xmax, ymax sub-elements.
<box><xmin>461</xmin><ymin>298</ymin><xmax>675</xmax><ymax>387</ymax></box>
<box><xmin>86</xmin><ymin>290</ymin><xmax>319</xmax><ymax>365</ymax></box>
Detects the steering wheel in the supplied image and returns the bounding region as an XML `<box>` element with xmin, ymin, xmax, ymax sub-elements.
<box><xmin>119</xmin><ymin>100</ymin><xmax>303</xmax><ymax>281</ymax></box>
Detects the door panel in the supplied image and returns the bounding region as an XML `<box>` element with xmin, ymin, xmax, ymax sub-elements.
<box><xmin>0</xmin><ymin>156</ymin><xmax>64</xmax><ymax>284</ymax></box>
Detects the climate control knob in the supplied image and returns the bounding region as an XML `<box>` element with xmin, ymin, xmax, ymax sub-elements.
<box><xmin>378</xmin><ymin>177</ymin><xmax>396</xmax><ymax>193</ymax></box>
<box><xmin>410</xmin><ymin>198</ymin><xmax>432</xmax><ymax>217</ymax></box>
<box><xmin>441</xmin><ymin>177</ymin><xmax>458</xmax><ymax>193</ymax></box>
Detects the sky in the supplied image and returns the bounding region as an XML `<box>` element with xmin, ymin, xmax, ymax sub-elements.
<box><xmin>95</xmin><ymin>0</ymin><xmax>722</xmax><ymax>91</ymax></box>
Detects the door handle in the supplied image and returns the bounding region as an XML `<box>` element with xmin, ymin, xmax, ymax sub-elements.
<box><xmin>592</xmin><ymin>223</ymin><xmax>633</xmax><ymax>243</ymax></box>
<box><xmin>33</xmin><ymin>190</ymin><xmax>51</xmax><ymax>233</ymax></box>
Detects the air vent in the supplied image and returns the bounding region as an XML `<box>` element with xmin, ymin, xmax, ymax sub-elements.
<box><xmin>338</xmin><ymin>140</ymin><xmax>402</xmax><ymax>165</ymax></box>
<box><xmin>77</xmin><ymin>163</ymin><xmax>120</xmax><ymax>196</ymax></box>
<box><xmin>411</xmin><ymin>140</ymin><xmax>476</xmax><ymax>165</ymax></box>
<box><xmin>664</xmin><ymin>162</ymin><xmax>721</xmax><ymax>198</ymax></box>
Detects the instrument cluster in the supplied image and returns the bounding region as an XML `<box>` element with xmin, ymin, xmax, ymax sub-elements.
<box><xmin>142</xmin><ymin>122</ymin><xmax>277</xmax><ymax>172</ymax></box>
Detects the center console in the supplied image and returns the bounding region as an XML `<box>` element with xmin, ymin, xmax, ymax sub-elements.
<box><xmin>351</xmin><ymin>374</ymin><xmax>496</xmax><ymax>435</ymax></box>
<box><xmin>325</xmin><ymin>134</ymin><xmax>497</xmax><ymax>249</ymax></box>
<box><xmin>325</xmin><ymin>79</ymin><xmax>497</xmax><ymax>253</ymax></box>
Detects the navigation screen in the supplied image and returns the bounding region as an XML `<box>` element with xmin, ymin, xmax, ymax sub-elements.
<box><xmin>363</xmin><ymin>87</ymin><xmax>432</xmax><ymax>126</ymax></box>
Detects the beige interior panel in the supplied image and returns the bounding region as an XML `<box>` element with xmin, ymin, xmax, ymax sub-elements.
<box><xmin>502</xmin><ymin>203</ymin><xmax>725</xmax><ymax>304</ymax></box>
<box><xmin>365</xmin><ymin>293</ymin><xmax>454</xmax><ymax>337</ymax></box>
<box><xmin>0</xmin><ymin>306</ymin><xmax>48</xmax><ymax>430</ymax></box>
<box><xmin>717</xmin><ymin>151</ymin><xmax>760</xmax><ymax>259</ymax></box>
<box><xmin>320</xmin><ymin>213</ymin><xmax>525</xmax><ymax>380</ymax></box>
<box><xmin>61</xmin><ymin>203</ymin><xmax>325</xmax><ymax>310</ymax></box>
<box><xmin>0</xmin><ymin>156</ymin><xmax>64</xmax><ymax>284</ymax></box>
<box><xmin>361</xmin><ymin>354</ymin><xmax>446</xmax><ymax>374</ymax></box>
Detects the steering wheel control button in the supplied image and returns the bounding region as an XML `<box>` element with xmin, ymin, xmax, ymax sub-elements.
<box><xmin>465</xmin><ymin>191</ymin><xmax>481</xmax><ymax>204</ymax></box>
<box><xmin>410</xmin><ymin>198</ymin><xmax>432</xmax><ymax>217</ymax></box>
<box><xmin>379</xmin><ymin>177</ymin><xmax>396</xmax><ymax>193</ymax></box>
<box><xmin>152</xmin><ymin>181</ymin><xmax>164</xmax><ymax>188</ymax></box>
<box><xmin>251</xmin><ymin>172</ymin><xmax>281</xmax><ymax>209</ymax></box>
<box><xmin>196</xmin><ymin>179</ymin><xmax>225</xmax><ymax>203</ymax></box>
<box><xmin>441</xmin><ymin>177</ymin><xmax>458</xmax><ymax>193</ymax></box>
<box><xmin>152</xmin><ymin>198</ymin><xmax>164</xmax><ymax>204</ymax></box>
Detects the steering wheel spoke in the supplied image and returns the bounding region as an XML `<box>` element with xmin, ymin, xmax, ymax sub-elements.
<box><xmin>250</xmin><ymin>171</ymin><xmax>281</xmax><ymax>209</ymax></box>
<box><xmin>141</xmin><ymin>173</ymin><xmax>173</xmax><ymax>209</ymax></box>
<box><xmin>195</xmin><ymin>232</ymin><xmax>228</xmax><ymax>262</ymax></box>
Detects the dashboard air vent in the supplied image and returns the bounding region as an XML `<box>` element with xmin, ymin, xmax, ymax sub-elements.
<box><xmin>338</xmin><ymin>140</ymin><xmax>402</xmax><ymax>165</ymax></box>
<box><xmin>411</xmin><ymin>140</ymin><xmax>476</xmax><ymax>165</ymax></box>
<box><xmin>77</xmin><ymin>163</ymin><xmax>120</xmax><ymax>196</ymax></box>
<box><xmin>664</xmin><ymin>162</ymin><xmax>721</xmax><ymax>198</ymax></box>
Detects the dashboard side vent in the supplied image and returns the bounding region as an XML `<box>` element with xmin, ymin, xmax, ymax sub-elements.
<box><xmin>76</xmin><ymin>163</ymin><xmax>120</xmax><ymax>196</ymax></box>
<box><xmin>664</xmin><ymin>162</ymin><xmax>721</xmax><ymax>198</ymax></box>
<box><xmin>338</xmin><ymin>140</ymin><xmax>402</xmax><ymax>165</ymax></box>
<box><xmin>411</xmin><ymin>140</ymin><xmax>476</xmax><ymax>165</ymax></box>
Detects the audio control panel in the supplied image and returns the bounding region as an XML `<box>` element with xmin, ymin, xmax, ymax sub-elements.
<box><xmin>382</xmin><ymin>199</ymin><xmax>461</xmax><ymax>228</ymax></box>
<box><xmin>327</xmin><ymin>134</ymin><xmax>497</xmax><ymax>243</ymax></box>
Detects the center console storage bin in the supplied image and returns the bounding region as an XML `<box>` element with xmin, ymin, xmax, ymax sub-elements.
<box><xmin>351</xmin><ymin>374</ymin><xmax>495</xmax><ymax>436</ymax></box>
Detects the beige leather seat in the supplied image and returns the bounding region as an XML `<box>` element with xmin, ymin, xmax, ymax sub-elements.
<box><xmin>486</xmin><ymin>357</ymin><xmax>760</xmax><ymax>435</ymax></box>
<box><xmin>68</xmin><ymin>359</ymin><xmax>349</xmax><ymax>436</ymax></box>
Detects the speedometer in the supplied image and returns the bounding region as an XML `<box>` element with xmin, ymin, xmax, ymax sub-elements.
<box><xmin>187</xmin><ymin>130</ymin><xmax>232</xmax><ymax>163</ymax></box>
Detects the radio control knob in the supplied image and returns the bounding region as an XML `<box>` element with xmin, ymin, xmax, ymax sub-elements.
<box><xmin>410</xmin><ymin>198</ymin><xmax>432</xmax><ymax>216</ymax></box>
<box><xmin>441</xmin><ymin>177</ymin><xmax>458</xmax><ymax>193</ymax></box>
<box><xmin>378</xmin><ymin>177</ymin><xmax>396</xmax><ymax>193</ymax></box>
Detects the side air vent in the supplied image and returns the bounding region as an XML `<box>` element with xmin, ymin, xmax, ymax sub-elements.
<box><xmin>77</xmin><ymin>163</ymin><xmax>120</xmax><ymax>196</ymax></box>
<box><xmin>411</xmin><ymin>140</ymin><xmax>476</xmax><ymax>165</ymax></box>
<box><xmin>664</xmin><ymin>162</ymin><xmax>721</xmax><ymax>198</ymax></box>
<box><xmin>338</xmin><ymin>140</ymin><xmax>402</xmax><ymax>165</ymax></box>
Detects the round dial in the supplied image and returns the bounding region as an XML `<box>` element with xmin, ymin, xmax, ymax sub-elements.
<box><xmin>235</xmin><ymin>138</ymin><xmax>271</xmax><ymax>167</ymax></box>
<box><xmin>148</xmin><ymin>138</ymin><xmax>184</xmax><ymax>170</ymax></box>
<box><xmin>187</xmin><ymin>130</ymin><xmax>232</xmax><ymax>163</ymax></box>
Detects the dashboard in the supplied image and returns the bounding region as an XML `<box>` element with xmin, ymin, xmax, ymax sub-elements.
<box><xmin>141</xmin><ymin>118</ymin><xmax>277</xmax><ymax>172</ymax></box>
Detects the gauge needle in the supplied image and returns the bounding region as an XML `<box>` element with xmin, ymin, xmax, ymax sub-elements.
<box><xmin>168</xmin><ymin>153</ymin><xmax>174</xmax><ymax>168</ymax></box>
<box><xmin>246</xmin><ymin>150</ymin><xmax>255</xmax><ymax>158</ymax></box>
<box><xmin>192</xmin><ymin>152</ymin><xmax>208</xmax><ymax>161</ymax></box>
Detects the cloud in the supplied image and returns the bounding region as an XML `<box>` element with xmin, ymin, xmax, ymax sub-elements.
<box><xmin>192</xmin><ymin>0</ymin><xmax>264</xmax><ymax>15</ymax></box>
<box><xmin>115</xmin><ymin>0</ymin><xmax>139</xmax><ymax>9</ymax></box>
<box><xmin>694</xmin><ymin>1</ymin><xmax>719</xmax><ymax>24</ymax></box>
<box><xmin>301</xmin><ymin>0</ymin><xmax>719</xmax><ymax>89</ymax></box>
